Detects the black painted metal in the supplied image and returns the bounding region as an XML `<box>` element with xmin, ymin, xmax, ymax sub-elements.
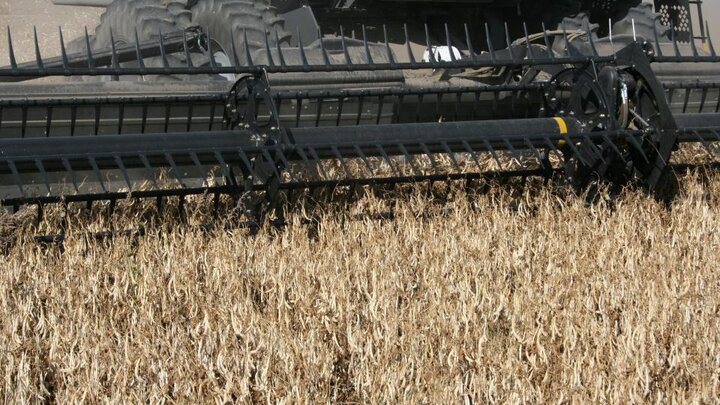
<box><xmin>2</xmin><ymin>15</ymin><xmax>720</xmax><ymax>217</ymax></box>
<box><xmin>0</xmin><ymin>14</ymin><xmax>717</xmax><ymax>81</ymax></box>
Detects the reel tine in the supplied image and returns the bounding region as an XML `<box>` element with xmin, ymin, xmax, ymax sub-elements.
<box><xmin>523</xmin><ymin>138</ymin><xmax>546</xmax><ymax>167</ymax></box>
<box><xmin>113</xmin><ymin>156</ymin><xmax>133</xmax><ymax>191</ymax></box>
<box><xmin>33</xmin><ymin>26</ymin><xmax>44</xmax><ymax>70</ymax></box>
<box><xmin>260</xmin><ymin>148</ymin><xmax>283</xmax><ymax>180</ymax></box>
<box><xmin>273</xmin><ymin>149</ymin><xmax>296</xmax><ymax>182</ymax></box>
<box><xmin>640</xmin><ymin>136</ymin><xmax>667</xmax><ymax>167</ymax></box>
<box><xmin>652</xmin><ymin>20</ymin><xmax>664</xmax><ymax>57</ymax></box>
<box><xmin>691</xmin><ymin>129</ymin><xmax>718</xmax><ymax>158</ymax></box>
<box><xmin>7</xmin><ymin>160</ymin><xmax>26</xmax><ymax>199</ymax></box>
<box><xmin>540</xmin><ymin>23</ymin><xmax>554</xmax><ymax>60</ymax></box>
<box><xmin>139</xmin><ymin>154</ymin><xmax>159</xmax><ymax>189</ymax></box>
<box><xmin>61</xmin><ymin>158</ymin><xmax>80</xmax><ymax>194</ymax></box>
<box><xmin>623</xmin><ymin>133</ymin><xmax>650</xmax><ymax>164</ymax></box>
<box><xmin>543</xmin><ymin>136</ymin><xmax>564</xmax><ymax>161</ymax></box>
<box><xmin>214</xmin><ymin>151</ymin><xmax>236</xmax><ymax>186</ymax></box>
<box><xmin>398</xmin><ymin>143</ymin><xmax>423</xmax><ymax>177</ymax></box>
<box><xmin>308</xmin><ymin>147</ymin><xmax>329</xmax><ymax>180</ymax></box>
<box><xmin>376</xmin><ymin>144</ymin><xmax>400</xmax><ymax>177</ymax></box>
<box><xmin>275</xmin><ymin>30</ymin><xmax>287</xmax><ymax>67</ymax></box>
<box><xmin>132</xmin><ymin>28</ymin><xmax>144</xmax><ymax>70</ymax></box>
<box><xmin>7</xmin><ymin>27</ymin><xmax>18</xmax><ymax>70</ymax></box>
<box><xmin>424</xmin><ymin>24</ymin><xmax>436</xmax><ymax>66</ymax></box>
<box><xmin>504</xmin><ymin>22</ymin><xmax>516</xmax><ymax>61</ymax></box>
<box><xmin>671</xmin><ymin>24</ymin><xmax>681</xmax><ymax>57</ymax></box>
<box><xmin>383</xmin><ymin>25</ymin><xmax>396</xmax><ymax>66</ymax></box>
<box><xmin>88</xmin><ymin>156</ymin><xmax>108</xmax><ymax>193</ymax></box>
<box><xmin>362</xmin><ymin>25</ymin><xmax>374</xmax><ymax>65</ymax></box>
<box><xmin>712</xmin><ymin>129</ymin><xmax>720</xmax><ymax>144</ymax></box>
<box><xmin>164</xmin><ymin>153</ymin><xmax>186</xmax><ymax>188</ymax></box>
<box><xmin>58</xmin><ymin>27</ymin><xmax>69</xmax><ymax>72</ymax></box>
<box><xmin>560</xmin><ymin>134</ymin><xmax>591</xmax><ymax>167</ymax></box>
<box><xmin>340</xmin><ymin>26</ymin><xmax>353</xmax><ymax>65</ymax></box>
<box><xmin>264</xmin><ymin>29</ymin><xmax>275</xmax><ymax>67</ymax></box>
<box><xmin>403</xmin><ymin>24</ymin><xmax>416</xmax><ymax>65</ymax></box>
<box><xmin>183</xmin><ymin>30</ymin><xmax>194</xmax><ymax>68</ymax></box>
<box><xmin>522</xmin><ymin>22</ymin><xmax>534</xmax><ymax>61</ymax></box>
<box><xmin>502</xmin><ymin>138</ymin><xmax>523</xmax><ymax>166</ymax></box>
<box><xmin>420</xmin><ymin>143</ymin><xmax>440</xmax><ymax>175</ymax></box>
<box><xmin>465</xmin><ymin>24</ymin><xmax>477</xmax><ymax>62</ymax></box>
<box><xmin>206</xmin><ymin>28</ymin><xmax>217</xmax><ymax>70</ymax></box>
<box><xmin>482</xmin><ymin>139</ymin><xmax>504</xmax><ymax>170</ymax></box>
<box><xmin>296</xmin><ymin>147</ymin><xmax>322</xmax><ymax>181</ymax></box>
<box><xmin>445</xmin><ymin>24</ymin><xmax>457</xmax><ymax>62</ymax></box>
<box><xmin>237</xmin><ymin>148</ymin><xmax>256</xmax><ymax>179</ymax></box>
<box><xmin>192</xmin><ymin>152</ymin><xmax>214</xmax><ymax>187</ymax></box>
<box><xmin>331</xmin><ymin>146</ymin><xmax>353</xmax><ymax>179</ymax></box>
<box><xmin>353</xmin><ymin>145</ymin><xmax>375</xmax><ymax>177</ymax></box>
<box><xmin>600</xmin><ymin>133</ymin><xmax>628</xmax><ymax>164</ymax></box>
<box><xmin>580</xmin><ymin>134</ymin><xmax>607</xmax><ymax>165</ymax></box>
<box><xmin>461</xmin><ymin>140</ymin><xmax>483</xmax><ymax>171</ymax></box>
<box><xmin>484</xmin><ymin>23</ymin><xmax>495</xmax><ymax>63</ymax></box>
<box><xmin>440</xmin><ymin>141</ymin><xmax>462</xmax><ymax>172</ymax></box>
<box><xmin>35</xmin><ymin>159</ymin><xmax>52</xmax><ymax>195</ymax></box>
<box><xmin>158</xmin><ymin>29</ymin><xmax>170</xmax><ymax>69</ymax></box>
<box><xmin>297</xmin><ymin>28</ymin><xmax>308</xmax><ymax>67</ymax></box>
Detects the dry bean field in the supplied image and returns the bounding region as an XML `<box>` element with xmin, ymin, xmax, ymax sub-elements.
<box><xmin>1</xmin><ymin>173</ymin><xmax>720</xmax><ymax>402</ymax></box>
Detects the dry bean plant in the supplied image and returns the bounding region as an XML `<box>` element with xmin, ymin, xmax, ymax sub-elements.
<box><xmin>1</xmin><ymin>171</ymin><xmax>720</xmax><ymax>403</ymax></box>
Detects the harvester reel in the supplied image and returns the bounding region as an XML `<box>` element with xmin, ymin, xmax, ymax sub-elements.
<box><xmin>2</xmin><ymin>1</ymin><xmax>719</xmax><ymax>228</ymax></box>
<box><xmin>544</xmin><ymin>43</ymin><xmax>677</xmax><ymax>194</ymax></box>
<box><xmin>615</xmin><ymin>62</ymin><xmax>680</xmax><ymax>196</ymax></box>
<box><xmin>544</xmin><ymin>67</ymin><xmax>610</xmax><ymax>129</ymax></box>
<box><xmin>223</xmin><ymin>73</ymin><xmax>282</xmax><ymax>137</ymax></box>
<box><xmin>223</xmin><ymin>74</ymin><xmax>286</xmax><ymax>217</ymax></box>
<box><xmin>544</xmin><ymin>65</ymin><xmax>614</xmax><ymax>188</ymax></box>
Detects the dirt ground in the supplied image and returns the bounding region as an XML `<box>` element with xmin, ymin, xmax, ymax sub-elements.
<box><xmin>0</xmin><ymin>0</ymin><xmax>101</xmax><ymax>63</ymax></box>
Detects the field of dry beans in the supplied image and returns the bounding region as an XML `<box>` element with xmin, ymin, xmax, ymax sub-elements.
<box><xmin>1</xmin><ymin>172</ymin><xmax>719</xmax><ymax>403</ymax></box>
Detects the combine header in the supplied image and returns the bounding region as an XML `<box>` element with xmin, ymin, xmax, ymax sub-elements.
<box><xmin>1</xmin><ymin>0</ymin><xmax>720</xmax><ymax>222</ymax></box>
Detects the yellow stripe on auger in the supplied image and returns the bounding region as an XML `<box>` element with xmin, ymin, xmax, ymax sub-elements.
<box><xmin>553</xmin><ymin>117</ymin><xmax>568</xmax><ymax>147</ymax></box>
<box><xmin>553</xmin><ymin>117</ymin><xmax>568</xmax><ymax>134</ymax></box>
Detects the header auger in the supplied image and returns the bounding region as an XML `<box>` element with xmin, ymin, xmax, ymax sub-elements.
<box><xmin>1</xmin><ymin>0</ymin><xmax>720</xmax><ymax>224</ymax></box>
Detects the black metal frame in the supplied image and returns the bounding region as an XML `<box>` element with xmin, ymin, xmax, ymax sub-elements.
<box><xmin>3</xmin><ymin>17</ymin><xmax>718</xmax><ymax>80</ymax></box>
<box><xmin>2</xmin><ymin>16</ymin><xmax>720</xmax><ymax>221</ymax></box>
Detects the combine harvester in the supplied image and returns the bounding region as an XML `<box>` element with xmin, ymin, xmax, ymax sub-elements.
<box><xmin>1</xmin><ymin>0</ymin><xmax>719</xmax><ymax>224</ymax></box>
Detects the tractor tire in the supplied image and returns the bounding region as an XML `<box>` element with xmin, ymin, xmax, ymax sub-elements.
<box><xmin>65</xmin><ymin>35</ymin><xmax>95</xmax><ymax>56</ymax></box>
<box><xmin>190</xmin><ymin>0</ymin><xmax>291</xmax><ymax>66</ymax></box>
<box><xmin>95</xmin><ymin>0</ymin><xmax>180</xmax><ymax>48</ymax></box>
<box><xmin>91</xmin><ymin>0</ymin><xmax>187</xmax><ymax>82</ymax></box>
<box><xmin>611</xmin><ymin>3</ymin><xmax>671</xmax><ymax>42</ymax></box>
<box><xmin>164</xmin><ymin>0</ymin><xmax>194</xmax><ymax>28</ymax></box>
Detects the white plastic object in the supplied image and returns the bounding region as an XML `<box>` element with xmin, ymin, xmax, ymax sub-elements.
<box><xmin>422</xmin><ymin>46</ymin><xmax>463</xmax><ymax>63</ymax></box>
